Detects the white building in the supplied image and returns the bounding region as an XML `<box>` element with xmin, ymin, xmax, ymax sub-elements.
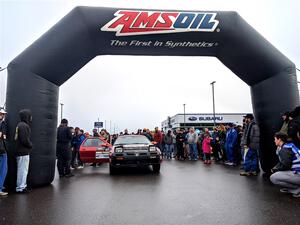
<box><xmin>161</xmin><ymin>113</ymin><xmax>248</xmax><ymax>131</ymax></box>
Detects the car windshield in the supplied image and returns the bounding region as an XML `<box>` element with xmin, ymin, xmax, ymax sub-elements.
<box><xmin>114</xmin><ymin>135</ymin><xmax>151</xmax><ymax>145</ymax></box>
<box><xmin>83</xmin><ymin>138</ymin><xmax>105</xmax><ymax>147</ymax></box>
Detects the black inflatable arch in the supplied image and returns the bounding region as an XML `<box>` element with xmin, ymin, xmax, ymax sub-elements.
<box><xmin>6</xmin><ymin>6</ymin><xmax>299</xmax><ymax>187</ymax></box>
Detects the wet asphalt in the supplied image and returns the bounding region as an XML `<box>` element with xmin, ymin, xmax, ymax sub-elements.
<box><xmin>0</xmin><ymin>160</ymin><xmax>299</xmax><ymax>225</ymax></box>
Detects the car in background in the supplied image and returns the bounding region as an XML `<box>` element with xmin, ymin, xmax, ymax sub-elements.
<box><xmin>79</xmin><ymin>137</ymin><xmax>112</xmax><ymax>164</ymax></box>
<box><xmin>109</xmin><ymin>135</ymin><xmax>162</xmax><ymax>174</ymax></box>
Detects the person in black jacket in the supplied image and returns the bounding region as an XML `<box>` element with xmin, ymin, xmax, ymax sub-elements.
<box><xmin>271</xmin><ymin>133</ymin><xmax>293</xmax><ymax>173</ymax></box>
<box><xmin>56</xmin><ymin>119</ymin><xmax>73</xmax><ymax>178</ymax></box>
<box><xmin>287</xmin><ymin>106</ymin><xmax>300</xmax><ymax>149</ymax></box>
<box><xmin>176</xmin><ymin>129</ymin><xmax>185</xmax><ymax>160</ymax></box>
<box><xmin>0</xmin><ymin>109</ymin><xmax>8</xmax><ymax>196</ymax></box>
<box><xmin>240</xmin><ymin>114</ymin><xmax>260</xmax><ymax>176</ymax></box>
<box><xmin>14</xmin><ymin>109</ymin><xmax>32</xmax><ymax>193</ymax></box>
<box><xmin>270</xmin><ymin>132</ymin><xmax>300</xmax><ymax>198</ymax></box>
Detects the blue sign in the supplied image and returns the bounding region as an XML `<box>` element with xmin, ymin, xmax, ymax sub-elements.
<box><xmin>188</xmin><ymin>116</ymin><xmax>198</xmax><ymax>121</ymax></box>
<box><xmin>94</xmin><ymin>122</ymin><xmax>103</xmax><ymax>128</ymax></box>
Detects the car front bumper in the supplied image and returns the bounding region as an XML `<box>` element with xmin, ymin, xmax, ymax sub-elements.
<box><xmin>110</xmin><ymin>154</ymin><xmax>161</xmax><ymax>168</ymax></box>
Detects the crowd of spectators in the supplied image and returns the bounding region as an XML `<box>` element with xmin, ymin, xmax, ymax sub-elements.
<box><xmin>1</xmin><ymin>106</ymin><xmax>300</xmax><ymax>198</ymax></box>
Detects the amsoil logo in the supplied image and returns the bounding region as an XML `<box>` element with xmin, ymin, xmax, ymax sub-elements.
<box><xmin>101</xmin><ymin>10</ymin><xmax>219</xmax><ymax>36</ymax></box>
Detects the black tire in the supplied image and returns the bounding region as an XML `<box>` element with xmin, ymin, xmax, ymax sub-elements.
<box><xmin>152</xmin><ymin>164</ymin><xmax>160</xmax><ymax>173</ymax></box>
<box><xmin>109</xmin><ymin>164</ymin><xmax>117</xmax><ymax>175</ymax></box>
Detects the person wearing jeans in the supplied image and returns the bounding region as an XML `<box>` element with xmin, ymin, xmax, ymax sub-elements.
<box><xmin>243</xmin><ymin>147</ymin><xmax>258</xmax><ymax>172</ymax></box>
<box><xmin>187</xmin><ymin>128</ymin><xmax>198</xmax><ymax>160</ymax></box>
<box><xmin>14</xmin><ymin>109</ymin><xmax>33</xmax><ymax>193</ymax></box>
<box><xmin>16</xmin><ymin>155</ymin><xmax>30</xmax><ymax>192</ymax></box>
<box><xmin>0</xmin><ymin>153</ymin><xmax>8</xmax><ymax>196</ymax></box>
<box><xmin>164</xmin><ymin>130</ymin><xmax>173</xmax><ymax>159</ymax></box>
<box><xmin>240</xmin><ymin>114</ymin><xmax>260</xmax><ymax>176</ymax></box>
<box><xmin>225</xmin><ymin>123</ymin><xmax>238</xmax><ymax>166</ymax></box>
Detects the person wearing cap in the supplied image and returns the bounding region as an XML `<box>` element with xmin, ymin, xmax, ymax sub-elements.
<box><xmin>56</xmin><ymin>119</ymin><xmax>74</xmax><ymax>178</ymax></box>
<box><xmin>14</xmin><ymin>109</ymin><xmax>33</xmax><ymax>193</ymax></box>
<box><xmin>240</xmin><ymin>113</ymin><xmax>260</xmax><ymax>176</ymax></box>
<box><xmin>225</xmin><ymin>123</ymin><xmax>238</xmax><ymax>166</ymax></box>
<box><xmin>0</xmin><ymin>109</ymin><xmax>8</xmax><ymax>196</ymax></box>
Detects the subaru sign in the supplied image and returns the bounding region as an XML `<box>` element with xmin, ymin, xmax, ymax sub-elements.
<box><xmin>188</xmin><ymin>116</ymin><xmax>198</xmax><ymax>121</ymax></box>
<box><xmin>199</xmin><ymin>116</ymin><xmax>223</xmax><ymax>121</ymax></box>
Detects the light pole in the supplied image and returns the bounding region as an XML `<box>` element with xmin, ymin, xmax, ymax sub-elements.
<box><xmin>0</xmin><ymin>67</ymin><xmax>7</xmax><ymax>108</ymax></box>
<box><xmin>60</xmin><ymin>103</ymin><xmax>64</xmax><ymax>122</ymax></box>
<box><xmin>210</xmin><ymin>81</ymin><xmax>216</xmax><ymax>127</ymax></box>
<box><xmin>183</xmin><ymin>103</ymin><xmax>186</xmax><ymax>130</ymax></box>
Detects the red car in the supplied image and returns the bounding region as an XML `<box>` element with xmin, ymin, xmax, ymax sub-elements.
<box><xmin>79</xmin><ymin>137</ymin><xmax>112</xmax><ymax>163</ymax></box>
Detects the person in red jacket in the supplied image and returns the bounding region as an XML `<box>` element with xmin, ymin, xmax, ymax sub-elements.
<box><xmin>153</xmin><ymin>127</ymin><xmax>163</xmax><ymax>152</ymax></box>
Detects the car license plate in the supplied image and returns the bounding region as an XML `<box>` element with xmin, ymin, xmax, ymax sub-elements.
<box><xmin>96</xmin><ymin>152</ymin><xmax>109</xmax><ymax>159</ymax></box>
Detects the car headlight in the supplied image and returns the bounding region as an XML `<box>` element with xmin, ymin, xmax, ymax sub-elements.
<box><xmin>115</xmin><ymin>147</ymin><xmax>123</xmax><ymax>153</ymax></box>
<box><xmin>149</xmin><ymin>146</ymin><xmax>157</xmax><ymax>152</ymax></box>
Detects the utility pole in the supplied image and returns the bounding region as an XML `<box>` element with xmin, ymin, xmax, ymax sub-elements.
<box><xmin>60</xmin><ymin>103</ymin><xmax>64</xmax><ymax>122</ymax></box>
<box><xmin>210</xmin><ymin>81</ymin><xmax>216</xmax><ymax>127</ymax></box>
<box><xmin>0</xmin><ymin>67</ymin><xmax>7</xmax><ymax>109</ymax></box>
<box><xmin>183</xmin><ymin>103</ymin><xmax>186</xmax><ymax>130</ymax></box>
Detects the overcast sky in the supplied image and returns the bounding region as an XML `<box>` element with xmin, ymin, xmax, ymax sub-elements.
<box><xmin>0</xmin><ymin>0</ymin><xmax>299</xmax><ymax>133</ymax></box>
